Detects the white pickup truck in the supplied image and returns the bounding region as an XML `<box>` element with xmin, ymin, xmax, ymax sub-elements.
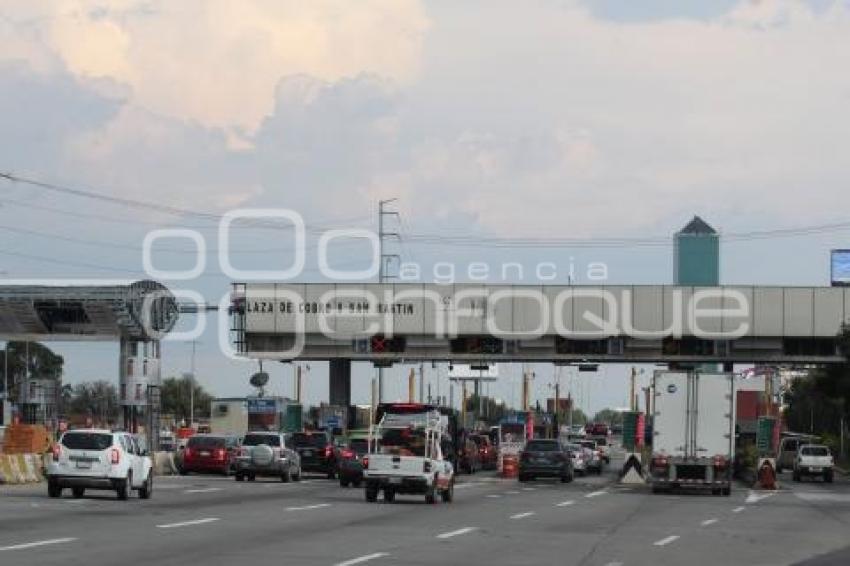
<box><xmin>793</xmin><ymin>444</ymin><xmax>834</xmax><ymax>483</ymax></box>
<box><xmin>363</xmin><ymin>411</ymin><xmax>455</xmax><ymax>504</ymax></box>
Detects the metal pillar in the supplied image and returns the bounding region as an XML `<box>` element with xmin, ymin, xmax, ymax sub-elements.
<box><xmin>119</xmin><ymin>337</ymin><xmax>161</xmax><ymax>450</ymax></box>
<box><xmin>329</xmin><ymin>359</ymin><xmax>352</xmax><ymax>408</ymax></box>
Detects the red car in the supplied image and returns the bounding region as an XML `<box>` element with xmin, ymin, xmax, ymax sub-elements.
<box><xmin>180</xmin><ymin>434</ymin><xmax>240</xmax><ymax>476</ymax></box>
<box><xmin>470</xmin><ymin>434</ymin><xmax>498</xmax><ymax>470</ymax></box>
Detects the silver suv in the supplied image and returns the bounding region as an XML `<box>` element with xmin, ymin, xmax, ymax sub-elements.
<box><xmin>234</xmin><ymin>432</ymin><xmax>301</xmax><ymax>482</ymax></box>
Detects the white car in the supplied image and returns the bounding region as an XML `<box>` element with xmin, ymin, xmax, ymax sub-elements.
<box><xmin>565</xmin><ymin>443</ymin><xmax>587</xmax><ymax>475</ymax></box>
<box><xmin>47</xmin><ymin>429</ymin><xmax>153</xmax><ymax>500</ymax></box>
<box><xmin>793</xmin><ymin>444</ymin><xmax>834</xmax><ymax>483</ymax></box>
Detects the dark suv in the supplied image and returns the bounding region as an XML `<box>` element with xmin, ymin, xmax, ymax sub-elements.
<box><xmin>291</xmin><ymin>431</ymin><xmax>338</xmax><ymax>479</ymax></box>
<box><xmin>519</xmin><ymin>439</ymin><xmax>574</xmax><ymax>483</ymax></box>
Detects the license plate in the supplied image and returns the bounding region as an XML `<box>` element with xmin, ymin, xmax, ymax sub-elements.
<box><xmin>75</xmin><ymin>461</ymin><xmax>91</xmax><ymax>469</ymax></box>
<box><xmin>389</xmin><ymin>477</ymin><xmax>402</xmax><ymax>485</ymax></box>
<box><xmin>200</xmin><ymin>451</ymin><xmax>210</xmax><ymax>457</ymax></box>
<box><xmin>303</xmin><ymin>450</ymin><xmax>313</xmax><ymax>457</ymax></box>
<box><xmin>811</xmin><ymin>467</ymin><xmax>822</xmax><ymax>472</ymax></box>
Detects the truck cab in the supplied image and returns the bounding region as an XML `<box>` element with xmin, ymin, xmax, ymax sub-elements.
<box><xmin>363</xmin><ymin>411</ymin><xmax>455</xmax><ymax>504</ymax></box>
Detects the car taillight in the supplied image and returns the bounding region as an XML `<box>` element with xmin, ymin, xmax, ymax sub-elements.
<box><xmin>424</xmin><ymin>461</ymin><xmax>432</xmax><ymax>473</ymax></box>
<box><xmin>652</xmin><ymin>455</ymin><xmax>669</xmax><ymax>468</ymax></box>
<box><xmin>713</xmin><ymin>455</ymin><xmax>728</xmax><ymax>468</ymax></box>
<box><xmin>324</xmin><ymin>445</ymin><xmax>333</xmax><ymax>458</ymax></box>
<box><xmin>52</xmin><ymin>444</ymin><xmax>61</xmax><ymax>462</ymax></box>
<box><xmin>184</xmin><ymin>447</ymin><xmax>192</xmax><ymax>459</ymax></box>
<box><xmin>362</xmin><ymin>456</ymin><xmax>369</xmax><ymax>469</ymax></box>
<box><xmin>110</xmin><ymin>448</ymin><xmax>121</xmax><ymax>465</ymax></box>
<box><xmin>215</xmin><ymin>448</ymin><xmax>226</xmax><ymax>460</ymax></box>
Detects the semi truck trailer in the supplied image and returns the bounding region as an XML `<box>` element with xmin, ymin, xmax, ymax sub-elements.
<box><xmin>650</xmin><ymin>371</ymin><xmax>736</xmax><ymax>496</ymax></box>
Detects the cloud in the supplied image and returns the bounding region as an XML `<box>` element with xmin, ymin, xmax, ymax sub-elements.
<box><xmin>2</xmin><ymin>0</ymin><xmax>429</xmax><ymax>139</ymax></box>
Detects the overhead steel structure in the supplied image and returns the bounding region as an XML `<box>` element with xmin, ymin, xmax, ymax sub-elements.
<box><xmin>0</xmin><ymin>280</ymin><xmax>179</xmax><ymax>445</ymax></box>
<box><xmin>231</xmin><ymin>283</ymin><xmax>850</xmax><ymax>409</ymax></box>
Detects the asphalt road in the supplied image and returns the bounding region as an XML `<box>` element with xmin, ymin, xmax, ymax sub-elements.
<box><xmin>1</xmin><ymin>458</ymin><xmax>849</xmax><ymax>566</ymax></box>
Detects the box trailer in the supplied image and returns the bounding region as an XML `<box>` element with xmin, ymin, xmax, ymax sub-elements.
<box><xmin>650</xmin><ymin>371</ymin><xmax>736</xmax><ymax>495</ymax></box>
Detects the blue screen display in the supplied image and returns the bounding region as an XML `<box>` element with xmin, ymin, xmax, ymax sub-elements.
<box><xmin>831</xmin><ymin>250</ymin><xmax>850</xmax><ymax>285</ymax></box>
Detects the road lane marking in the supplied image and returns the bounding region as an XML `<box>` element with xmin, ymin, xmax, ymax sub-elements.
<box><xmin>436</xmin><ymin>527</ymin><xmax>477</xmax><ymax>539</ymax></box>
<box><xmin>510</xmin><ymin>512</ymin><xmax>535</xmax><ymax>520</ymax></box>
<box><xmin>653</xmin><ymin>535</ymin><xmax>680</xmax><ymax>547</ymax></box>
<box><xmin>486</xmin><ymin>494</ymin><xmax>502</xmax><ymax>499</ymax></box>
<box><xmin>521</xmin><ymin>487</ymin><xmax>536</xmax><ymax>491</ymax></box>
<box><xmin>732</xmin><ymin>506</ymin><xmax>745</xmax><ymax>513</ymax></box>
<box><xmin>586</xmin><ymin>490</ymin><xmax>607</xmax><ymax>498</ymax></box>
<box><xmin>335</xmin><ymin>552</ymin><xmax>390</xmax><ymax>566</ymax></box>
<box><xmin>506</xmin><ymin>490</ymin><xmax>521</xmax><ymax>495</ymax></box>
<box><xmin>0</xmin><ymin>538</ymin><xmax>77</xmax><ymax>551</ymax></box>
<box><xmin>604</xmin><ymin>562</ymin><xmax>624</xmax><ymax>566</ymax></box>
<box><xmin>185</xmin><ymin>488</ymin><xmax>222</xmax><ymax>494</ymax></box>
<box><xmin>454</xmin><ymin>484</ymin><xmax>476</xmax><ymax>490</ymax></box>
<box><xmin>285</xmin><ymin>503</ymin><xmax>331</xmax><ymax>512</ymax></box>
<box><xmin>745</xmin><ymin>491</ymin><xmax>776</xmax><ymax>504</ymax></box>
<box><xmin>156</xmin><ymin>518</ymin><xmax>220</xmax><ymax>529</ymax></box>
<box><xmin>556</xmin><ymin>500</ymin><xmax>576</xmax><ymax>507</ymax></box>
<box><xmin>701</xmin><ymin>519</ymin><xmax>718</xmax><ymax>526</ymax></box>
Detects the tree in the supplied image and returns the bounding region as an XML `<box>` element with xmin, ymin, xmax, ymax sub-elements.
<box><xmin>0</xmin><ymin>341</ymin><xmax>64</xmax><ymax>399</ymax></box>
<box><xmin>160</xmin><ymin>376</ymin><xmax>214</xmax><ymax>422</ymax></box>
<box><xmin>67</xmin><ymin>380</ymin><xmax>120</xmax><ymax>425</ymax></box>
<box><xmin>784</xmin><ymin>324</ymin><xmax>850</xmax><ymax>453</ymax></box>
<box><xmin>592</xmin><ymin>408</ymin><xmax>624</xmax><ymax>427</ymax></box>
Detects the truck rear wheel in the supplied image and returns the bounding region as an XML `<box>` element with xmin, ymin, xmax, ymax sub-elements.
<box><xmin>383</xmin><ymin>488</ymin><xmax>396</xmax><ymax>503</ymax></box>
<box><xmin>365</xmin><ymin>485</ymin><xmax>379</xmax><ymax>502</ymax></box>
<box><xmin>441</xmin><ymin>480</ymin><xmax>454</xmax><ymax>503</ymax></box>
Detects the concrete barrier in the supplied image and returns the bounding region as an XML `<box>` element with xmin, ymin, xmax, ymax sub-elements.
<box><xmin>0</xmin><ymin>453</ymin><xmax>45</xmax><ymax>484</ymax></box>
<box><xmin>154</xmin><ymin>451</ymin><xmax>178</xmax><ymax>476</ymax></box>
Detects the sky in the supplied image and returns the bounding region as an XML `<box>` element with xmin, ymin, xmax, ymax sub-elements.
<box><xmin>2</xmin><ymin>0</ymin><xmax>850</xmax><ymax>416</ymax></box>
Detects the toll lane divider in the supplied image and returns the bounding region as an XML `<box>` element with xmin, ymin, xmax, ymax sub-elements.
<box><xmin>0</xmin><ymin>453</ymin><xmax>46</xmax><ymax>484</ymax></box>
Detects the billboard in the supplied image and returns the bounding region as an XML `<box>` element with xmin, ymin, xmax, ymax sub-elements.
<box><xmin>831</xmin><ymin>250</ymin><xmax>850</xmax><ymax>287</ymax></box>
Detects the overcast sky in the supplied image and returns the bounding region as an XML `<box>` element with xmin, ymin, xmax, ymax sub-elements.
<box><xmin>2</xmin><ymin>0</ymin><xmax>850</xmax><ymax>416</ymax></box>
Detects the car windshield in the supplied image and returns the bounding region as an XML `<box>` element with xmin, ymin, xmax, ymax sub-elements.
<box><xmin>243</xmin><ymin>434</ymin><xmax>280</xmax><ymax>447</ymax></box>
<box><xmin>379</xmin><ymin>428</ymin><xmax>426</xmax><ymax>457</ymax></box>
<box><xmin>187</xmin><ymin>436</ymin><xmax>226</xmax><ymax>448</ymax></box>
<box><xmin>291</xmin><ymin>433</ymin><xmax>329</xmax><ymax>448</ymax></box>
<box><xmin>349</xmin><ymin>439</ymin><xmax>369</xmax><ymax>454</ymax></box>
<box><xmin>62</xmin><ymin>432</ymin><xmax>113</xmax><ymax>451</ymax></box>
<box><xmin>526</xmin><ymin>440</ymin><xmax>559</xmax><ymax>452</ymax></box>
<box><xmin>801</xmin><ymin>446</ymin><xmax>830</xmax><ymax>456</ymax></box>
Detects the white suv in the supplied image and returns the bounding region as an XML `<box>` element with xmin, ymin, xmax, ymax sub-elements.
<box><xmin>47</xmin><ymin>429</ymin><xmax>153</xmax><ymax>500</ymax></box>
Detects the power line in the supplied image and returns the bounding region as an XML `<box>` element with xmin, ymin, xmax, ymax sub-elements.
<box><xmin>0</xmin><ymin>224</ymin><xmax>367</xmax><ymax>255</ymax></box>
<box><xmin>0</xmin><ymin>171</ymin><xmax>370</xmax><ymax>233</ymax></box>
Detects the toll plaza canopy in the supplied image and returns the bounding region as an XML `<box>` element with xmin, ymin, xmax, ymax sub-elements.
<box><xmin>232</xmin><ymin>283</ymin><xmax>850</xmax><ymax>364</ymax></box>
<box><xmin>0</xmin><ymin>280</ymin><xmax>179</xmax><ymax>341</ymax></box>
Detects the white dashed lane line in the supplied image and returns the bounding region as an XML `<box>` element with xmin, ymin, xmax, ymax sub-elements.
<box><xmin>701</xmin><ymin>519</ymin><xmax>718</xmax><ymax>526</ymax></box>
<box><xmin>285</xmin><ymin>503</ymin><xmax>331</xmax><ymax>512</ymax></box>
<box><xmin>510</xmin><ymin>512</ymin><xmax>535</xmax><ymax>520</ymax></box>
<box><xmin>585</xmin><ymin>490</ymin><xmax>607</xmax><ymax>498</ymax></box>
<box><xmin>653</xmin><ymin>535</ymin><xmax>680</xmax><ymax>547</ymax></box>
<box><xmin>156</xmin><ymin>518</ymin><xmax>220</xmax><ymax>529</ymax></box>
<box><xmin>185</xmin><ymin>488</ymin><xmax>222</xmax><ymax>494</ymax></box>
<box><xmin>436</xmin><ymin>527</ymin><xmax>478</xmax><ymax>539</ymax></box>
<box><xmin>556</xmin><ymin>500</ymin><xmax>576</xmax><ymax>507</ymax></box>
<box><xmin>335</xmin><ymin>552</ymin><xmax>390</xmax><ymax>566</ymax></box>
<box><xmin>732</xmin><ymin>506</ymin><xmax>745</xmax><ymax>513</ymax></box>
<box><xmin>486</xmin><ymin>494</ymin><xmax>502</xmax><ymax>499</ymax></box>
<box><xmin>0</xmin><ymin>538</ymin><xmax>78</xmax><ymax>552</ymax></box>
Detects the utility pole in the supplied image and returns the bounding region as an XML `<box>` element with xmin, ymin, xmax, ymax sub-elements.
<box><xmin>378</xmin><ymin>198</ymin><xmax>400</xmax><ymax>404</ymax></box>
<box><xmin>630</xmin><ymin>366</ymin><xmax>636</xmax><ymax>412</ymax></box>
<box><xmin>419</xmin><ymin>362</ymin><xmax>425</xmax><ymax>404</ymax></box>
